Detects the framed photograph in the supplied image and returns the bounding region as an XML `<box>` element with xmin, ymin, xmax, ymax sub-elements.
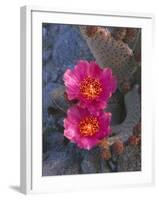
<box><xmin>20</xmin><ymin>6</ymin><xmax>154</xmax><ymax>194</ymax></box>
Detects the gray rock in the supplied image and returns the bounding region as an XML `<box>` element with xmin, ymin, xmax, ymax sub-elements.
<box><xmin>117</xmin><ymin>145</ymin><xmax>141</xmax><ymax>172</ymax></box>
<box><xmin>46</xmin><ymin>24</ymin><xmax>60</xmax><ymax>43</ymax></box>
<box><xmin>81</xmin><ymin>148</ymin><xmax>100</xmax><ymax>174</ymax></box>
<box><xmin>43</xmin><ymin>49</ymin><xmax>52</xmax><ymax>63</ymax></box>
<box><xmin>43</xmin><ymin>83</ymin><xmax>59</xmax><ymax>108</ymax></box>
<box><xmin>50</xmin><ymin>85</ymin><xmax>69</xmax><ymax>112</ymax></box>
<box><xmin>107</xmin><ymin>160</ymin><xmax>117</xmax><ymax>172</ymax></box>
<box><xmin>43</xmin><ymin>61</ymin><xmax>59</xmax><ymax>85</ymax></box>
<box><xmin>43</xmin><ymin>151</ymin><xmax>49</xmax><ymax>161</ymax></box>
<box><xmin>42</xmin><ymin>27</ymin><xmax>47</xmax><ymax>38</ymax></box>
<box><xmin>42</xmin><ymin>24</ymin><xmax>58</xmax><ymax>51</ymax></box>
<box><xmin>57</xmin><ymin>117</ymin><xmax>64</xmax><ymax>127</ymax></box>
<box><xmin>42</xmin><ymin>151</ymin><xmax>79</xmax><ymax>176</ymax></box>
<box><xmin>81</xmin><ymin>158</ymin><xmax>97</xmax><ymax>174</ymax></box>
<box><xmin>111</xmin><ymin>153</ymin><xmax>119</xmax><ymax>163</ymax></box>
<box><xmin>43</xmin><ymin>83</ymin><xmax>63</xmax><ymax>126</ymax></box>
<box><xmin>65</xmin><ymin>142</ymin><xmax>81</xmax><ymax>159</ymax></box>
<box><xmin>42</xmin><ymin>24</ymin><xmax>94</xmax><ymax>130</ymax></box>
<box><xmin>43</xmin><ymin>127</ymin><xmax>62</xmax><ymax>152</ymax></box>
<box><xmin>99</xmin><ymin>159</ymin><xmax>111</xmax><ymax>173</ymax></box>
<box><xmin>43</xmin><ymin>83</ymin><xmax>62</xmax><ymax>111</ymax></box>
<box><xmin>52</xmin><ymin>25</ymin><xmax>94</xmax><ymax>73</ymax></box>
<box><xmin>43</xmin><ymin>114</ymin><xmax>57</xmax><ymax>129</ymax></box>
<box><xmin>43</xmin><ymin>71</ymin><xmax>50</xmax><ymax>86</ymax></box>
<box><xmin>44</xmin><ymin>132</ymin><xmax>64</xmax><ymax>152</ymax></box>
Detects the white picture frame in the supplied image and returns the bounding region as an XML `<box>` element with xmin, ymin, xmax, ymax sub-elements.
<box><xmin>20</xmin><ymin>5</ymin><xmax>154</xmax><ymax>194</ymax></box>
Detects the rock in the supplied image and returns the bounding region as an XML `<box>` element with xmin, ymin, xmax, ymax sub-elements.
<box><xmin>43</xmin><ymin>61</ymin><xmax>59</xmax><ymax>85</ymax></box>
<box><xmin>99</xmin><ymin>159</ymin><xmax>111</xmax><ymax>173</ymax></box>
<box><xmin>42</xmin><ymin>24</ymin><xmax>60</xmax><ymax>48</ymax></box>
<box><xmin>81</xmin><ymin>157</ymin><xmax>97</xmax><ymax>174</ymax></box>
<box><xmin>42</xmin><ymin>114</ymin><xmax>57</xmax><ymax>130</ymax></box>
<box><xmin>111</xmin><ymin>152</ymin><xmax>119</xmax><ymax>163</ymax></box>
<box><xmin>42</xmin><ymin>27</ymin><xmax>47</xmax><ymax>38</ymax></box>
<box><xmin>42</xmin><ymin>151</ymin><xmax>80</xmax><ymax>176</ymax></box>
<box><xmin>43</xmin><ymin>83</ymin><xmax>63</xmax><ymax>127</ymax></box>
<box><xmin>43</xmin><ymin>132</ymin><xmax>64</xmax><ymax>152</ymax></box>
<box><xmin>43</xmin><ymin>71</ymin><xmax>50</xmax><ymax>87</ymax></box>
<box><xmin>47</xmin><ymin>24</ymin><xmax>60</xmax><ymax>41</ymax></box>
<box><xmin>52</xmin><ymin>25</ymin><xmax>94</xmax><ymax>74</ymax></box>
<box><xmin>57</xmin><ymin>117</ymin><xmax>64</xmax><ymax>127</ymax></box>
<box><xmin>43</xmin><ymin>49</ymin><xmax>52</xmax><ymax>63</ymax></box>
<box><xmin>43</xmin><ymin>151</ymin><xmax>49</xmax><ymax>161</ymax></box>
<box><xmin>117</xmin><ymin>144</ymin><xmax>141</xmax><ymax>172</ymax></box>
<box><xmin>80</xmin><ymin>148</ymin><xmax>100</xmax><ymax>174</ymax></box>
<box><xmin>107</xmin><ymin>160</ymin><xmax>117</xmax><ymax>172</ymax></box>
<box><xmin>43</xmin><ymin>83</ymin><xmax>61</xmax><ymax>110</ymax></box>
<box><xmin>65</xmin><ymin>142</ymin><xmax>81</xmax><ymax>159</ymax></box>
<box><xmin>50</xmin><ymin>85</ymin><xmax>69</xmax><ymax>112</ymax></box>
<box><xmin>42</xmin><ymin>24</ymin><xmax>94</xmax><ymax>130</ymax></box>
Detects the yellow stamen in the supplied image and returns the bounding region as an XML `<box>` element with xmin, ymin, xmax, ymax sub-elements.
<box><xmin>80</xmin><ymin>77</ymin><xmax>102</xmax><ymax>100</ymax></box>
<box><xmin>79</xmin><ymin>116</ymin><xmax>99</xmax><ymax>137</ymax></box>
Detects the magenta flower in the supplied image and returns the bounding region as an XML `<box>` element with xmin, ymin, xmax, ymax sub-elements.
<box><xmin>64</xmin><ymin>105</ymin><xmax>112</xmax><ymax>150</ymax></box>
<box><xmin>63</xmin><ymin>60</ymin><xmax>117</xmax><ymax>111</ymax></box>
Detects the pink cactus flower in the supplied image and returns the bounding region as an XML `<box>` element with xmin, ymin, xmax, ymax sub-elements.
<box><xmin>63</xmin><ymin>60</ymin><xmax>117</xmax><ymax>111</ymax></box>
<box><xmin>64</xmin><ymin>105</ymin><xmax>112</xmax><ymax>150</ymax></box>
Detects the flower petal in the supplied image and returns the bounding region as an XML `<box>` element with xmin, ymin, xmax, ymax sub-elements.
<box><xmin>64</xmin><ymin>105</ymin><xmax>111</xmax><ymax>150</ymax></box>
<box><xmin>63</xmin><ymin>61</ymin><xmax>117</xmax><ymax>111</ymax></box>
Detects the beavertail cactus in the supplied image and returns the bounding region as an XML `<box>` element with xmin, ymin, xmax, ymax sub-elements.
<box><xmin>101</xmin><ymin>149</ymin><xmax>111</xmax><ymax>160</ymax></box>
<box><xmin>110</xmin><ymin>27</ymin><xmax>140</xmax><ymax>47</ymax></box>
<box><xmin>109</xmin><ymin>85</ymin><xmax>141</xmax><ymax>144</ymax></box>
<box><xmin>80</xmin><ymin>26</ymin><xmax>135</xmax><ymax>83</ymax></box>
<box><xmin>124</xmin><ymin>28</ymin><xmax>139</xmax><ymax>45</ymax></box>
<box><xmin>112</xmin><ymin>140</ymin><xmax>124</xmax><ymax>155</ymax></box>
<box><xmin>111</xmin><ymin>27</ymin><xmax>127</xmax><ymax>41</ymax></box>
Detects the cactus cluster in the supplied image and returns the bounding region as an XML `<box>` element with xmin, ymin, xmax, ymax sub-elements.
<box><xmin>80</xmin><ymin>26</ymin><xmax>140</xmax><ymax>84</ymax></box>
<box><xmin>80</xmin><ymin>25</ymin><xmax>141</xmax><ymax>145</ymax></box>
